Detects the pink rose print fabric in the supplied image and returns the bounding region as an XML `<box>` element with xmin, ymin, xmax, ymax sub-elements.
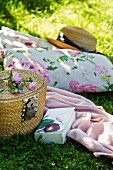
<box><xmin>0</xmin><ymin>26</ymin><xmax>54</xmax><ymax>50</ymax></box>
<box><xmin>7</xmin><ymin>57</ymin><xmax>50</xmax><ymax>83</ymax></box>
<box><xmin>1</xmin><ymin>26</ymin><xmax>113</xmax><ymax>93</ymax></box>
<box><xmin>69</xmin><ymin>81</ymin><xmax>97</xmax><ymax>93</ymax></box>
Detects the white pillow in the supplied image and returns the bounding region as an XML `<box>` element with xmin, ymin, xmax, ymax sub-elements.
<box><xmin>3</xmin><ymin>47</ymin><xmax>113</xmax><ymax>93</ymax></box>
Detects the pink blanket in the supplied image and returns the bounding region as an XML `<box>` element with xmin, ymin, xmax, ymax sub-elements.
<box><xmin>46</xmin><ymin>86</ymin><xmax>113</xmax><ymax>160</ymax></box>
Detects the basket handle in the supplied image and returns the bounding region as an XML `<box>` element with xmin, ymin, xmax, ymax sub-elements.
<box><xmin>21</xmin><ymin>95</ymin><xmax>38</xmax><ymax>122</ymax></box>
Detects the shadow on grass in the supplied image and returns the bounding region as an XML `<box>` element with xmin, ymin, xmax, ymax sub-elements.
<box><xmin>68</xmin><ymin>138</ymin><xmax>113</xmax><ymax>168</ymax></box>
<box><xmin>0</xmin><ymin>0</ymin><xmax>18</xmax><ymax>30</ymax></box>
<box><xmin>0</xmin><ymin>0</ymin><xmax>62</xmax><ymax>36</ymax></box>
<box><xmin>0</xmin><ymin>134</ymin><xmax>112</xmax><ymax>169</ymax></box>
<box><xmin>19</xmin><ymin>0</ymin><xmax>60</xmax><ymax>13</ymax></box>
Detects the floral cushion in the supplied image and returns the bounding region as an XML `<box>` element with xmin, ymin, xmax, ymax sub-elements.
<box><xmin>0</xmin><ymin>26</ymin><xmax>55</xmax><ymax>50</ymax></box>
<box><xmin>1</xmin><ymin>27</ymin><xmax>113</xmax><ymax>93</ymax></box>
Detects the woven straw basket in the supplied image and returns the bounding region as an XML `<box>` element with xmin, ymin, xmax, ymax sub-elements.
<box><xmin>0</xmin><ymin>70</ymin><xmax>47</xmax><ymax>138</ymax></box>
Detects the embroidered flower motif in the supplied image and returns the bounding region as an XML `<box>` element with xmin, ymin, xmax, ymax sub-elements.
<box><xmin>12</xmin><ymin>72</ymin><xmax>21</xmax><ymax>84</ymax></box>
<box><xmin>68</xmin><ymin>50</ymin><xmax>81</xmax><ymax>57</ymax></box>
<box><xmin>24</xmin><ymin>42</ymin><xmax>34</xmax><ymax>47</ymax></box>
<box><xmin>43</xmin><ymin>123</ymin><xmax>60</xmax><ymax>133</ymax></box>
<box><xmin>15</xmin><ymin>35</ymin><xmax>19</xmax><ymax>39</ymax></box>
<box><xmin>24</xmin><ymin>42</ymin><xmax>39</xmax><ymax>48</ymax></box>
<box><xmin>69</xmin><ymin>81</ymin><xmax>97</xmax><ymax>93</ymax></box>
<box><xmin>29</xmin><ymin>82</ymin><xmax>36</xmax><ymax>90</ymax></box>
<box><xmin>94</xmin><ymin>65</ymin><xmax>109</xmax><ymax>76</ymax></box>
<box><xmin>19</xmin><ymin>90</ymin><xmax>24</xmax><ymax>94</ymax></box>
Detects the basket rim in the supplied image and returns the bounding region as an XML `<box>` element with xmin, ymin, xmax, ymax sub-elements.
<box><xmin>0</xmin><ymin>69</ymin><xmax>47</xmax><ymax>101</ymax></box>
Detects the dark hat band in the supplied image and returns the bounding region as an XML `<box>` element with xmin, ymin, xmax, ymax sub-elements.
<box><xmin>57</xmin><ymin>32</ymin><xmax>96</xmax><ymax>53</ymax></box>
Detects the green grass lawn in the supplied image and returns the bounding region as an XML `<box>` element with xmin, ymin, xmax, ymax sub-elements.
<box><xmin>0</xmin><ymin>0</ymin><xmax>113</xmax><ymax>169</ymax></box>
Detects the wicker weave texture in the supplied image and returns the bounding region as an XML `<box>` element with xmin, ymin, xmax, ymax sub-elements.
<box><xmin>0</xmin><ymin>70</ymin><xmax>47</xmax><ymax>138</ymax></box>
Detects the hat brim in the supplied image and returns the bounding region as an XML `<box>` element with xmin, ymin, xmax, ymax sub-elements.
<box><xmin>60</xmin><ymin>26</ymin><xmax>97</xmax><ymax>52</ymax></box>
<box><xmin>45</xmin><ymin>37</ymin><xmax>81</xmax><ymax>51</ymax></box>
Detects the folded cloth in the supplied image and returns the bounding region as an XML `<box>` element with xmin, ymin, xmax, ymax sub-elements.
<box><xmin>46</xmin><ymin>86</ymin><xmax>113</xmax><ymax>160</ymax></box>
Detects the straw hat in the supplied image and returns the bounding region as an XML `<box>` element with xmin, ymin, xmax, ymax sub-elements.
<box><xmin>46</xmin><ymin>26</ymin><xmax>97</xmax><ymax>52</ymax></box>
